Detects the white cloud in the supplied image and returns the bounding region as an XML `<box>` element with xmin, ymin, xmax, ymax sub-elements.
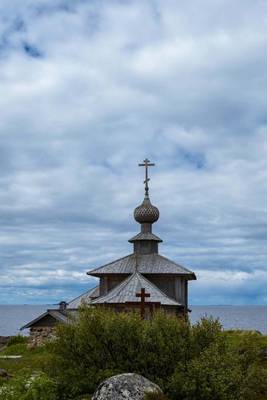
<box><xmin>0</xmin><ymin>0</ymin><xmax>267</xmax><ymax>304</ymax></box>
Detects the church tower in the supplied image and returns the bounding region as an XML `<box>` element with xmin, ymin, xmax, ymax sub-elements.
<box><xmin>22</xmin><ymin>159</ymin><xmax>197</xmax><ymax>342</ymax></box>
<box><xmin>86</xmin><ymin>159</ymin><xmax>196</xmax><ymax>315</ymax></box>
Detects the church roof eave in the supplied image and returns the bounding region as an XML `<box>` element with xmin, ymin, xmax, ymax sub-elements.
<box><xmin>128</xmin><ymin>232</ymin><xmax>163</xmax><ymax>243</ymax></box>
<box><xmin>87</xmin><ymin>253</ymin><xmax>196</xmax><ymax>279</ymax></box>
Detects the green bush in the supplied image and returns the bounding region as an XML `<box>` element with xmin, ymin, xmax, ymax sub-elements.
<box><xmin>168</xmin><ymin>342</ymin><xmax>243</xmax><ymax>400</ymax></box>
<box><xmin>44</xmin><ymin>307</ymin><xmax>267</xmax><ymax>400</ymax></box>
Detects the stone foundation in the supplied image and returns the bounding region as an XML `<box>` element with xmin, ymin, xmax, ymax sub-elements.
<box><xmin>28</xmin><ymin>326</ymin><xmax>55</xmax><ymax>348</ymax></box>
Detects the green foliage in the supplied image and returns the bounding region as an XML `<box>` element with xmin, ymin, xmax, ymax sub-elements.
<box><xmin>225</xmin><ymin>330</ymin><xmax>267</xmax><ymax>348</ymax></box>
<box><xmin>7</xmin><ymin>335</ymin><xmax>28</xmax><ymax>347</ymax></box>
<box><xmin>168</xmin><ymin>342</ymin><xmax>242</xmax><ymax>400</ymax></box>
<box><xmin>47</xmin><ymin>307</ymin><xmax>189</xmax><ymax>397</ymax></box>
<box><xmin>44</xmin><ymin>307</ymin><xmax>267</xmax><ymax>400</ymax></box>
<box><xmin>2</xmin><ymin>309</ymin><xmax>266</xmax><ymax>400</ymax></box>
<box><xmin>46</xmin><ymin>307</ymin><xmax>145</xmax><ymax>398</ymax></box>
<box><xmin>191</xmin><ymin>316</ymin><xmax>223</xmax><ymax>355</ymax></box>
<box><xmin>168</xmin><ymin>332</ymin><xmax>267</xmax><ymax>400</ymax></box>
<box><xmin>2</xmin><ymin>342</ymin><xmax>28</xmax><ymax>355</ymax></box>
<box><xmin>0</xmin><ymin>372</ymin><xmax>57</xmax><ymax>400</ymax></box>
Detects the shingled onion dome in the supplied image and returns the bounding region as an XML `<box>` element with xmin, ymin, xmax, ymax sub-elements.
<box><xmin>134</xmin><ymin>195</ymin><xmax>159</xmax><ymax>224</ymax></box>
<box><xmin>131</xmin><ymin>193</ymin><xmax>161</xmax><ymax>254</ymax></box>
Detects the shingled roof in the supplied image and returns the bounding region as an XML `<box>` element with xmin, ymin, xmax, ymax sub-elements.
<box><xmin>20</xmin><ymin>309</ymin><xmax>71</xmax><ymax>330</ymax></box>
<box><xmin>68</xmin><ymin>285</ymin><xmax>99</xmax><ymax>308</ymax></box>
<box><xmin>91</xmin><ymin>271</ymin><xmax>181</xmax><ymax>306</ymax></box>
<box><xmin>87</xmin><ymin>253</ymin><xmax>196</xmax><ymax>279</ymax></box>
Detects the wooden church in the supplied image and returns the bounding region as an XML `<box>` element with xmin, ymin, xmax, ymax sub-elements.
<box><xmin>22</xmin><ymin>160</ymin><xmax>196</xmax><ymax>344</ymax></box>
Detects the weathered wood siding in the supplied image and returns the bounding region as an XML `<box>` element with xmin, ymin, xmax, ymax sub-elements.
<box><xmin>144</xmin><ymin>275</ymin><xmax>175</xmax><ymax>299</ymax></box>
<box><xmin>145</xmin><ymin>275</ymin><xmax>187</xmax><ymax>306</ymax></box>
<box><xmin>100</xmin><ymin>275</ymin><xmax>129</xmax><ymax>295</ymax></box>
<box><xmin>107</xmin><ymin>276</ymin><xmax>127</xmax><ymax>292</ymax></box>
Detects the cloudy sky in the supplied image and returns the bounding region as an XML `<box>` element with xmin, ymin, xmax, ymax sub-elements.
<box><xmin>1</xmin><ymin>0</ymin><xmax>267</xmax><ymax>305</ymax></box>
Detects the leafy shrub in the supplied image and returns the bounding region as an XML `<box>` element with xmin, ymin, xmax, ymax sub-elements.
<box><xmin>168</xmin><ymin>342</ymin><xmax>243</xmax><ymax>400</ymax></box>
<box><xmin>168</xmin><ymin>331</ymin><xmax>267</xmax><ymax>400</ymax></box>
<box><xmin>45</xmin><ymin>307</ymin><xmax>267</xmax><ymax>400</ymax></box>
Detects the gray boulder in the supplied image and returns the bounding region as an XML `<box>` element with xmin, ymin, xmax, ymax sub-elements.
<box><xmin>92</xmin><ymin>373</ymin><xmax>162</xmax><ymax>400</ymax></box>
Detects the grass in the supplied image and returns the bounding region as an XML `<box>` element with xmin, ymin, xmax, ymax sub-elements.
<box><xmin>224</xmin><ymin>329</ymin><xmax>267</xmax><ymax>346</ymax></box>
<box><xmin>0</xmin><ymin>341</ymin><xmax>51</xmax><ymax>386</ymax></box>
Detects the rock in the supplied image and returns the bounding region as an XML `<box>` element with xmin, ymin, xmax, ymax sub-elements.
<box><xmin>0</xmin><ymin>368</ymin><xmax>12</xmax><ymax>379</ymax></box>
<box><xmin>92</xmin><ymin>373</ymin><xmax>162</xmax><ymax>400</ymax></box>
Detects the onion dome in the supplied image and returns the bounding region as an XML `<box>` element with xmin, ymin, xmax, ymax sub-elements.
<box><xmin>134</xmin><ymin>196</ymin><xmax>159</xmax><ymax>224</ymax></box>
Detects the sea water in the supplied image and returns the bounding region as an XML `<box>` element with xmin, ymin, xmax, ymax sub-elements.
<box><xmin>0</xmin><ymin>305</ymin><xmax>267</xmax><ymax>336</ymax></box>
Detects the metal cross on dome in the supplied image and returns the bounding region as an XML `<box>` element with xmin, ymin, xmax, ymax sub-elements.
<box><xmin>138</xmin><ymin>158</ymin><xmax>155</xmax><ymax>197</ymax></box>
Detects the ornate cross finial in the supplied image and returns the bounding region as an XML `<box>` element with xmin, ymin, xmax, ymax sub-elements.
<box><xmin>138</xmin><ymin>158</ymin><xmax>155</xmax><ymax>197</ymax></box>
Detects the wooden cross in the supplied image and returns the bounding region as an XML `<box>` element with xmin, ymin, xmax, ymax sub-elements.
<box><xmin>136</xmin><ymin>287</ymin><xmax>150</xmax><ymax>319</ymax></box>
<box><xmin>138</xmin><ymin>159</ymin><xmax>155</xmax><ymax>197</ymax></box>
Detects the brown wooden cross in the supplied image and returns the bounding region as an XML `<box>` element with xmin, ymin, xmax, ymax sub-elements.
<box><xmin>136</xmin><ymin>287</ymin><xmax>150</xmax><ymax>319</ymax></box>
